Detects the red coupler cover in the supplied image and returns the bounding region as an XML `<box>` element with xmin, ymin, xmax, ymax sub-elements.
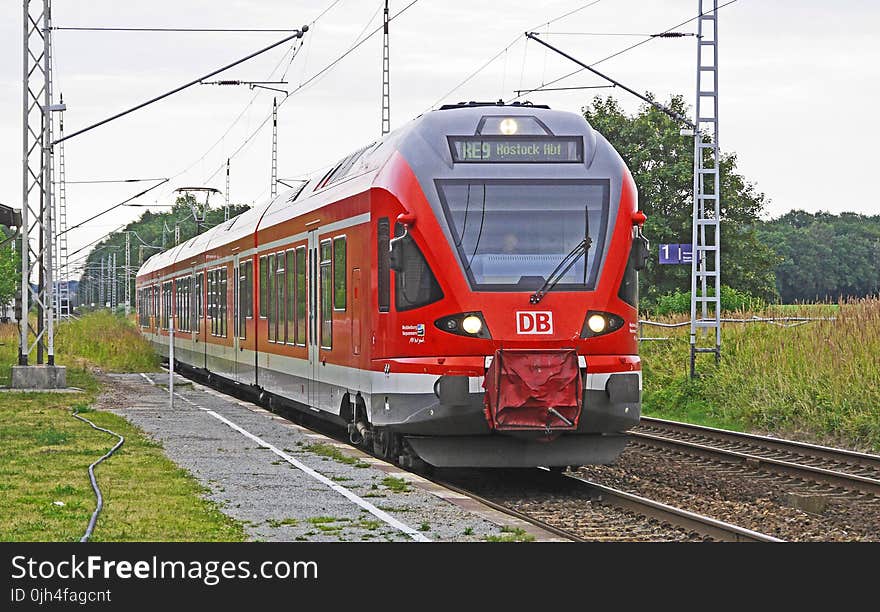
<box><xmin>483</xmin><ymin>349</ymin><xmax>582</xmax><ymax>431</ymax></box>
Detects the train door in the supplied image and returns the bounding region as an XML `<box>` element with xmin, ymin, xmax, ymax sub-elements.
<box><xmin>232</xmin><ymin>254</ymin><xmax>241</xmax><ymax>381</ymax></box>
<box><xmin>351</xmin><ymin>268</ymin><xmax>361</xmax><ymax>356</ymax></box>
<box><xmin>307</xmin><ymin>229</ymin><xmax>320</xmax><ymax>411</ymax></box>
<box><xmin>197</xmin><ymin>270</ymin><xmax>207</xmax><ymax>370</ymax></box>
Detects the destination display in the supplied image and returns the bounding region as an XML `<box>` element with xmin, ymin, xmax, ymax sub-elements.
<box><xmin>448</xmin><ymin>136</ymin><xmax>584</xmax><ymax>163</ymax></box>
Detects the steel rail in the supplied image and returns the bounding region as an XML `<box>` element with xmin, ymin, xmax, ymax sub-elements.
<box><xmin>426</xmin><ymin>477</ymin><xmax>585</xmax><ymax>542</ymax></box>
<box><xmin>639</xmin><ymin>417</ymin><xmax>880</xmax><ymax>467</ymax></box>
<box><xmin>165</xmin><ymin>364</ymin><xmax>780</xmax><ymax>541</ymax></box>
<box><xmin>631</xmin><ymin>422</ymin><xmax>880</xmax><ymax>497</ymax></box>
<box><xmin>562</xmin><ymin>472</ymin><xmax>782</xmax><ymax>542</ymax></box>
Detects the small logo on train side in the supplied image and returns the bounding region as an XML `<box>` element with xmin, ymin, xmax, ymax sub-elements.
<box><xmin>516</xmin><ymin>311</ymin><xmax>553</xmax><ymax>335</ymax></box>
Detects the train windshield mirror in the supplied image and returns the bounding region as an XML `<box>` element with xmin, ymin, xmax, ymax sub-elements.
<box><xmin>437</xmin><ymin>180</ymin><xmax>610</xmax><ymax>291</ymax></box>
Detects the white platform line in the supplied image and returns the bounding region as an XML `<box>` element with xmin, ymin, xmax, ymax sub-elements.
<box><xmin>138</xmin><ymin>373</ymin><xmax>430</xmax><ymax>542</ymax></box>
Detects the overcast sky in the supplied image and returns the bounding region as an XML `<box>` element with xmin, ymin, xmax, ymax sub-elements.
<box><xmin>1</xmin><ymin>0</ymin><xmax>878</xmax><ymax>274</ymax></box>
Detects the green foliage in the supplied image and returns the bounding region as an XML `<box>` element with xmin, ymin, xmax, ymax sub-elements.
<box><xmin>78</xmin><ymin>196</ymin><xmax>250</xmax><ymax>306</ymax></box>
<box><xmin>381</xmin><ymin>476</ymin><xmax>410</xmax><ymax>492</ymax></box>
<box><xmin>757</xmin><ymin>210</ymin><xmax>880</xmax><ymax>302</ymax></box>
<box><xmin>56</xmin><ymin>311</ymin><xmax>160</xmax><ymax>372</ymax></box>
<box><xmin>641</xmin><ymin>299</ymin><xmax>880</xmax><ymax>451</ymax></box>
<box><xmin>0</xmin><ymin>229</ymin><xmax>22</xmax><ymax>307</ymax></box>
<box><xmin>583</xmin><ymin>96</ymin><xmax>779</xmax><ymax>306</ymax></box>
<box><xmin>650</xmin><ymin>286</ymin><xmax>766</xmax><ymax>316</ymax></box>
<box><xmin>0</xmin><ymin>320</ymin><xmax>244</xmax><ymax>541</ymax></box>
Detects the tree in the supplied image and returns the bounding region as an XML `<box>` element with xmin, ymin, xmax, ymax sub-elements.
<box><xmin>0</xmin><ymin>228</ymin><xmax>21</xmax><ymax>307</ymax></box>
<box><xmin>758</xmin><ymin>210</ymin><xmax>880</xmax><ymax>301</ymax></box>
<box><xmin>77</xmin><ymin>198</ymin><xmax>250</xmax><ymax>307</ymax></box>
<box><xmin>583</xmin><ymin>96</ymin><xmax>779</xmax><ymax>306</ymax></box>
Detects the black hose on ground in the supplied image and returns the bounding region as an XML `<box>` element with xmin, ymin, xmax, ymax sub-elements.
<box><xmin>72</xmin><ymin>407</ymin><xmax>125</xmax><ymax>542</ymax></box>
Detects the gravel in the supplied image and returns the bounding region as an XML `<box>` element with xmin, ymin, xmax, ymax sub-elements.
<box><xmin>574</xmin><ymin>441</ymin><xmax>880</xmax><ymax>541</ymax></box>
<box><xmin>96</xmin><ymin>373</ymin><xmax>511</xmax><ymax>542</ymax></box>
<box><xmin>439</xmin><ymin>469</ymin><xmax>706</xmax><ymax>542</ymax></box>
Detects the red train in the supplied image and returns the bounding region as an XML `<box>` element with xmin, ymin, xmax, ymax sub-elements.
<box><xmin>136</xmin><ymin>101</ymin><xmax>649</xmax><ymax>468</ymax></box>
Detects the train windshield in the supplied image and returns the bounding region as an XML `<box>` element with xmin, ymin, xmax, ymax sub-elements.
<box><xmin>437</xmin><ymin>180</ymin><xmax>610</xmax><ymax>291</ymax></box>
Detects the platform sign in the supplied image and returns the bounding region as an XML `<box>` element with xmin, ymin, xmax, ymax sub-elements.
<box><xmin>659</xmin><ymin>243</ymin><xmax>693</xmax><ymax>265</ymax></box>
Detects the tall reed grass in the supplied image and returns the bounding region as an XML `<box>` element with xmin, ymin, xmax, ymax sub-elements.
<box><xmin>55</xmin><ymin>311</ymin><xmax>159</xmax><ymax>373</ymax></box>
<box><xmin>641</xmin><ymin>298</ymin><xmax>880</xmax><ymax>451</ymax></box>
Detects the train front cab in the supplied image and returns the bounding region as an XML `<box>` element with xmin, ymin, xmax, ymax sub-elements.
<box><xmin>366</xmin><ymin>106</ymin><xmax>648</xmax><ymax>468</ymax></box>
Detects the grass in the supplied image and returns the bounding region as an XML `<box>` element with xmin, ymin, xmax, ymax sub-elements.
<box><xmin>484</xmin><ymin>526</ymin><xmax>534</xmax><ymax>542</ymax></box>
<box><xmin>0</xmin><ymin>315</ymin><xmax>244</xmax><ymax>541</ymax></box>
<box><xmin>381</xmin><ymin>476</ymin><xmax>410</xmax><ymax>493</ymax></box>
<box><xmin>640</xmin><ymin>298</ymin><xmax>880</xmax><ymax>451</ymax></box>
<box><xmin>306</xmin><ymin>516</ymin><xmax>350</xmax><ymax>535</ymax></box>
<box><xmin>56</xmin><ymin>311</ymin><xmax>161</xmax><ymax>374</ymax></box>
<box><xmin>303</xmin><ymin>443</ymin><xmax>370</xmax><ymax>468</ymax></box>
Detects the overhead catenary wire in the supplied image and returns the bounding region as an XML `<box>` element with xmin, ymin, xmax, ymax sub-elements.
<box><xmin>525</xmin><ymin>32</ymin><xmax>695</xmax><ymax>128</ymax></box>
<box><xmin>54</xmin><ymin>27</ymin><xmax>306</xmax><ymax>33</ymax></box>
<box><xmin>510</xmin><ymin>0</ymin><xmax>740</xmax><ymax>101</ymax></box>
<box><xmin>513</xmin><ymin>84</ymin><xmax>614</xmax><ymax>95</ymax></box>
<box><xmin>63</xmin><ymin>178</ymin><xmax>166</xmax><ymax>185</ymax></box>
<box><xmin>58</xmin><ymin>179</ymin><xmax>169</xmax><ymax>237</ymax></box>
<box><xmin>53</xmin><ymin>27</ymin><xmax>309</xmax><ymax>146</ymax></box>
<box><xmin>68</xmin><ymin>225</ymin><xmax>127</xmax><ymax>259</ymax></box>
<box><xmin>425</xmin><ymin>0</ymin><xmax>606</xmax><ymax>111</ymax></box>
<box><xmin>200</xmin><ymin>0</ymin><xmax>421</xmax><ymax>187</ymax></box>
<box><xmin>538</xmin><ymin>31</ymin><xmax>695</xmax><ymax>37</ymax></box>
<box><xmin>155</xmin><ymin>0</ymin><xmax>345</xmax><ymax>201</ymax></box>
<box><xmin>157</xmin><ymin>39</ymin><xmax>305</xmax><ymax>200</ymax></box>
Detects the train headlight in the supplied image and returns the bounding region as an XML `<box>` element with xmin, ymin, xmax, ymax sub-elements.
<box><xmin>434</xmin><ymin>312</ymin><xmax>491</xmax><ymax>339</ymax></box>
<box><xmin>587</xmin><ymin>314</ymin><xmax>607</xmax><ymax>334</ymax></box>
<box><xmin>462</xmin><ymin>315</ymin><xmax>483</xmax><ymax>335</ymax></box>
<box><xmin>581</xmin><ymin>311</ymin><xmax>626</xmax><ymax>338</ymax></box>
<box><xmin>499</xmin><ymin>118</ymin><xmax>518</xmax><ymax>135</ymax></box>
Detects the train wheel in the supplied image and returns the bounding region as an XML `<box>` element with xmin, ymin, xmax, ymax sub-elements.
<box><xmin>372</xmin><ymin>428</ymin><xmax>399</xmax><ymax>461</ymax></box>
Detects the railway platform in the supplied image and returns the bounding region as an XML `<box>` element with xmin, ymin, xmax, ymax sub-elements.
<box><xmin>97</xmin><ymin>372</ymin><xmax>565</xmax><ymax>542</ymax></box>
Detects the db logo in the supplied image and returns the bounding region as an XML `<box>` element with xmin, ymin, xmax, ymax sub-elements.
<box><xmin>516</xmin><ymin>311</ymin><xmax>553</xmax><ymax>335</ymax></box>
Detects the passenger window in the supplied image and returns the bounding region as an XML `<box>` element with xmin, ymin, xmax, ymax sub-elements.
<box><xmin>238</xmin><ymin>262</ymin><xmax>250</xmax><ymax>340</ymax></box>
<box><xmin>618</xmin><ymin>243</ymin><xmax>639</xmax><ymax>308</ymax></box>
<box><xmin>333</xmin><ymin>236</ymin><xmax>346</xmax><ymax>310</ymax></box>
<box><xmin>195</xmin><ymin>272</ymin><xmax>203</xmax><ymax>333</ymax></box>
<box><xmin>377</xmin><ymin>218</ymin><xmax>390</xmax><ymax>312</ymax></box>
<box><xmin>219</xmin><ymin>267</ymin><xmax>227</xmax><ymax>338</ymax></box>
<box><xmin>259</xmin><ymin>255</ymin><xmax>268</xmax><ymax>318</ymax></box>
<box><xmin>295</xmin><ymin>247</ymin><xmax>307</xmax><ymax>345</ymax></box>
<box><xmin>286</xmin><ymin>250</ymin><xmax>296</xmax><ymax>344</ymax></box>
<box><xmin>393</xmin><ymin>223</ymin><xmax>444</xmax><ymax>311</ymax></box>
<box><xmin>276</xmin><ymin>252</ymin><xmax>286</xmax><ymax>343</ymax></box>
<box><xmin>320</xmin><ymin>240</ymin><xmax>332</xmax><ymax>349</ymax></box>
<box><xmin>268</xmin><ymin>254</ymin><xmax>276</xmax><ymax>342</ymax></box>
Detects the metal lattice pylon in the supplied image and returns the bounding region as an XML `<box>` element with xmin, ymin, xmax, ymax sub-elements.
<box><xmin>56</xmin><ymin>97</ymin><xmax>70</xmax><ymax>319</ymax></box>
<box><xmin>689</xmin><ymin>0</ymin><xmax>722</xmax><ymax>377</ymax></box>
<box><xmin>225</xmin><ymin>158</ymin><xmax>230</xmax><ymax>221</ymax></box>
<box><xmin>124</xmin><ymin>231</ymin><xmax>131</xmax><ymax>316</ymax></box>
<box><xmin>381</xmin><ymin>0</ymin><xmax>391</xmax><ymax>135</ymax></box>
<box><xmin>270</xmin><ymin>98</ymin><xmax>278</xmax><ymax>199</ymax></box>
<box><xmin>21</xmin><ymin>0</ymin><xmax>57</xmax><ymax>365</ymax></box>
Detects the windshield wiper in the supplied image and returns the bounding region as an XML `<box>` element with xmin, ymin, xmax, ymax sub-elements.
<box><xmin>529</xmin><ymin>235</ymin><xmax>592</xmax><ymax>304</ymax></box>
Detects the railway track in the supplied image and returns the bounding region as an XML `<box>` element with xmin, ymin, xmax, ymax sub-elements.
<box><xmin>633</xmin><ymin>417</ymin><xmax>880</xmax><ymax>497</ymax></box>
<box><xmin>433</xmin><ymin>469</ymin><xmax>781</xmax><ymax>542</ymax></box>
<box><xmin>171</xmin><ymin>365</ymin><xmax>782</xmax><ymax>542</ymax></box>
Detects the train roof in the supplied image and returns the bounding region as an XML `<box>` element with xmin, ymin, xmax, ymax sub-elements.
<box><xmin>137</xmin><ymin>102</ymin><xmax>601</xmax><ymax>278</ymax></box>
